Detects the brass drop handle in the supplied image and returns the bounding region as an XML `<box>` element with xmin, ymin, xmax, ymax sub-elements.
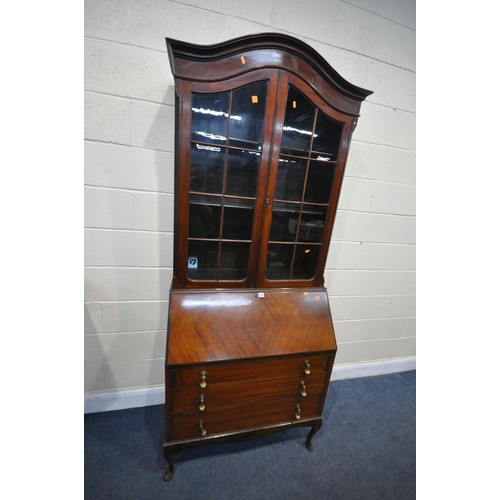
<box><xmin>303</xmin><ymin>360</ymin><xmax>311</xmax><ymax>375</ymax></box>
<box><xmin>295</xmin><ymin>404</ymin><xmax>302</xmax><ymax>420</ymax></box>
<box><xmin>199</xmin><ymin>371</ymin><xmax>208</xmax><ymax>389</ymax></box>
<box><xmin>198</xmin><ymin>394</ymin><xmax>206</xmax><ymax>412</ymax></box>
<box><xmin>299</xmin><ymin>381</ymin><xmax>307</xmax><ymax>397</ymax></box>
<box><xmin>198</xmin><ymin>420</ymin><xmax>207</xmax><ymax>436</ymax></box>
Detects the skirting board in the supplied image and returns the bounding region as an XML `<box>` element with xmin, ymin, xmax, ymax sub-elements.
<box><xmin>84</xmin><ymin>357</ymin><xmax>416</xmax><ymax>414</ymax></box>
<box><xmin>330</xmin><ymin>357</ymin><xmax>416</xmax><ymax>381</ymax></box>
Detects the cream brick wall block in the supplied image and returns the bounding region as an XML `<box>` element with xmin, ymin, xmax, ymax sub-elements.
<box><xmin>131</xmin><ymin>101</ymin><xmax>174</xmax><ymax>152</ymax></box>
<box><xmin>84</xmin><ymin>303</ymin><xmax>101</xmax><ymax>333</ymax></box>
<box><xmin>181</xmin><ymin>0</ymin><xmax>275</xmax><ymax>26</ymax></box>
<box><xmin>387</xmin><ymin>296</ymin><xmax>416</xmax><ymax>319</ymax></box>
<box><xmin>85</xmin><ymin>333</ymin><xmax>141</xmax><ymax>363</ymax></box>
<box><xmin>326</xmin><ymin>241</ymin><xmax>360</xmax><ymax>270</ymax></box>
<box><xmin>389</xmin><ymin>110</ymin><xmax>416</xmax><ymax>150</ymax></box>
<box><xmin>369</xmin><ymin>182</ymin><xmax>416</xmax><ymax>216</ymax></box>
<box><xmin>330</xmin><ymin>52</ymin><xmax>415</xmax><ymax>112</ymax></box>
<box><xmin>84</xmin><ymin>0</ymin><xmax>130</xmax><ymax>42</ymax></box>
<box><xmin>347</xmin><ymin>8</ymin><xmax>415</xmax><ymax>69</ymax></box>
<box><xmin>335</xmin><ymin>337</ymin><xmax>415</xmax><ymax>365</ymax></box>
<box><xmin>84</xmin><ymin>187</ymin><xmax>135</xmax><ymax>229</ymax></box>
<box><xmin>141</xmin><ymin>331</ymin><xmax>168</xmax><ymax>359</ymax></box>
<box><xmin>355</xmin><ymin>243</ymin><xmax>415</xmax><ymax>270</ymax></box>
<box><xmin>129</xmin><ymin>0</ymin><xmax>227</xmax><ymax>51</ymax></box>
<box><xmin>272</xmin><ymin>0</ymin><xmax>351</xmax><ymax>49</ymax></box>
<box><xmin>133</xmin><ymin>192</ymin><xmax>174</xmax><ymax>232</ymax></box>
<box><xmin>327</xmin><ymin>241</ymin><xmax>415</xmax><ymax>270</ymax></box>
<box><xmin>84</xmin><ymin>267</ymin><xmax>137</xmax><ymax>302</ymax></box>
<box><xmin>347</xmin><ymin>0</ymin><xmax>416</xmax><ymax>29</ymax></box>
<box><xmin>335</xmin><ymin>317</ymin><xmax>415</xmax><ymax>342</ymax></box>
<box><xmin>84</xmin><ymin>92</ymin><xmax>130</xmax><ymax>145</ymax></box>
<box><xmin>337</xmin><ymin>177</ymin><xmax>375</xmax><ymax>212</ymax></box>
<box><xmin>103</xmin><ymin>358</ymin><xmax>165</xmax><ymax>390</ymax></box>
<box><xmin>137</xmin><ymin>268</ymin><xmax>173</xmax><ymax>300</ymax></box>
<box><xmin>327</xmin><ymin>270</ymin><xmax>416</xmax><ymax>296</ymax></box>
<box><xmin>353</xmin><ymin>102</ymin><xmax>394</xmax><ymax>145</ymax></box>
<box><xmin>92</xmin><ymin>230</ymin><xmax>173</xmax><ymax>267</ymax></box>
<box><xmin>84</xmin><ymin>142</ymin><xmax>175</xmax><ymax>194</ymax></box>
<box><xmin>329</xmin><ymin>295</ymin><xmax>416</xmax><ymax>321</ymax></box>
<box><xmin>85</xmin><ymin>229</ymin><xmax>94</xmax><ymax>265</ymax></box>
<box><xmin>223</xmin><ymin>20</ymin><xmax>284</xmax><ymax>43</ymax></box>
<box><xmin>85</xmin><ymin>364</ymin><xmax>105</xmax><ymax>392</ymax></box>
<box><xmin>336</xmin><ymin>211</ymin><xmax>415</xmax><ymax>244</ymax></box>
<box><xmin>100</xmin><ymin>300</ymin><xmax>169</xmax><ymax>333</ymax></box>
<box><xmin>85</xmin><ymin>38</ymin><xmax>174</xmax><ymax>104</ymax></box>
<box><xmin>348</xmin><ymin>142</ymin><xmax>416</xmax><ymax>185</ymax></box>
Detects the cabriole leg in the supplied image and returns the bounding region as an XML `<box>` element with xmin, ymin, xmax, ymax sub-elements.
<box><xmin>306</xmin><ymin>420</ymin><xmax>322</xmax><ymax>452</ymax></box>
<box><xmin>163</xmin><ymin>451</ymin><xmax>175</xmax><ymax>482</ymax></box>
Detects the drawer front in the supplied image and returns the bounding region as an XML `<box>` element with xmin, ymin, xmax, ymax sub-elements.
<box><xmin>174</xmin><ymin>353</ymin><xmax>330</xmax><ymax>389</ymax></box>
<box><xmin>171</xmin><ymin>372</ymin><xmax>328</xmax><ymax>415</ymax></box>
<box><xmin>170</xmin><ymin>395</ymin><xmax>322</xmax><ymax>441</ymax></box>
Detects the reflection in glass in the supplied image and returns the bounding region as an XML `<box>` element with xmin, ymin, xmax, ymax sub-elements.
<box><xmin>291</xmin><ymin>245</ymin><xmax>319</xmax><ymax>279</ymax></box>
<box><xmin>274</xmin><ymin>157</ymin><xmax>306</xmax><ymax>202</ymax></box>
<box><xmin>219</xmin><ymin>242</ymin><xmax>251</xmax><ymax>281</ymax></box>
<box><xmin>280</xmin><ymin>87</ymin><xmax>315</xmax><ymax>157</ymax></box>
<box><xmin>296</xmin><ymin>205</ymin><xmax>327</xmax><ymax>242</ymax></box>
<box><xmin>304</xmin><ymin>161</ymin><xmax>336</xmax><ymax>204</ymax></box>
<box><xmin>187</xmin><ymin>240</ymin><xmax>251</xmax><ymax>281</ymax></box>
<box><xmin>265</xmin><ymin>243</ymin><xmax>294</xmax><ymax>280</ymax></box>
<box><xmin>191</xmin><ymin>92</ymin><xmax>230</xmax><ymax>145</ymax></box>
<box><xmin>226</xmin><ymin>149</ymin><xmax>260</xmax><ymax>197</ymax></box>
<box><xmin>311</xmin><ymin>110</ymin><xmax>343</xmax><ymax>161</ymax></box>
<box><xmin>222</xmin><ymin>199</ymin><xmax>255</xmax><ymax>240</ymax></box>
<box><xmin>188</xmin><ymin>194</ymin><xmax>221</xmax><ymax>239</ymax></box>
<box><xmin>269</xmin><ymin>202</ymin><xmax>301</xmax><ymax>242</ymax></box>
<box><xmin>229</xmin><ymin>82</ymin><xmax>268</xmax><ymax>149</ymax></box>
<box><xmin>190</xmin><ymin>145</ymin><xmax>225</xmax><ymax>195</ymax></box>
<box><xmin>187</xmin><ymin>240</ymin><xmax>219</xmax><ymax>280</ymax></box>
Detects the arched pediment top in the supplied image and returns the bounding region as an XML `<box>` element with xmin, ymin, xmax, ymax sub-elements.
<box><xmin>166</xmin><ymin>33</ymin><xmax>373</xmax><ymax>102</ymax></box>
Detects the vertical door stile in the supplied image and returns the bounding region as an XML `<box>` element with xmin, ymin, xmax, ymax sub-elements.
<box><xmin>255</xmin><ymin>71</ymin><xmax>290</xmax><ymax>287</ymax></box>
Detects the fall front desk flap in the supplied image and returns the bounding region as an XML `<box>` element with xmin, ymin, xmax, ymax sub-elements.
<box><xmin>167</xmin><ymin>288</ymin><xmax>337</xmax><ymax>365</ymax></box>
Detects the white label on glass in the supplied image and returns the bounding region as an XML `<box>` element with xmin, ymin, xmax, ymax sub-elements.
<box><xmin>188</xmin><ymin>256</ymin><xmax>198</xmax><ymax>269</ymax></box>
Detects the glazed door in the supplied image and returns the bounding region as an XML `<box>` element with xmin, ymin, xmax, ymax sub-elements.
<box><xmin>173</xmin><ymin>70</ymin><xmax>279</xmax><ymax>288</ymax></box>
<box><xmin>257</xmin><ymin>74</ymin><xmax>354</xmax><ymax>288</ymax></box>
<box><xmin>173</xmin><ymin>70</ymin><xmax>355</xmax><ymax>289</ymax></box>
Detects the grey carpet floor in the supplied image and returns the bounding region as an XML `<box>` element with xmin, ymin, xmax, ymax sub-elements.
<box><xmin>84</xmin><ymin>370</ymin><xmax>416</xmax><ymax>499</ymax></box>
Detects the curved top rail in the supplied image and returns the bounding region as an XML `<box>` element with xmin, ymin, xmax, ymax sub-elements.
<box><xmin>166</xmin><ymin>33</ymin><xmax>373</xmax><ymax>102</ymax></box>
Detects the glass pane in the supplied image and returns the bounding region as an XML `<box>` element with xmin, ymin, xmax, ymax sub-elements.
<box><xmin>189</xmin><ymin>194</ymin><xmax>221</xmax><ymax>239</ymax></box>
<box><xmin>265</xmin><ymin>244</ymin><xmax>293</xmax><ymax>280</ymax></box>
<box><xmin>187</xmin><ymin>240</ymin><xmax>219</xmax><ymax>280</ymax></box>
<box><xmin>297</xmin><ymin>205</ymin><xmax>327</xmax><ymax>242</ymax></box>
<box><xmin>280</xmin><ymin>87</ymin><xmax>315</xmax><ymax>157</ymax></box>
<box><xmin>269</xmin><ymin>202</ymin><xmax>301</xmax><ymax>242</ymax></box>
<box><xmin>225</xmin><ymin>149</ymin><xmax>260</xmax><ymax>198</ymax></box>
<box><xmin>311</xmin><ymin>110</ymin><xmax>343</xmax><ymax>161</ymax></box>
<box><xmin>292</xmin><ymin>245</ymin><xmax>319</xmax><ymax>280</ymax></box>
<box><xmin>191</xmin><ymin>92</ymin><xmax>230</xmax><ymax>145</ymax></box>
<box><xmin>304</xmin><ymin>160</ymin><xmax>336</xmax><ymax>204</ymax></box>
<box><xmin>219</xmin><ymin>242</ymin><xmax>251</xmax><ymax>281</ymax></box>
<box><xmin>274</xmin><ymin>157</ymin><xmax>307</xmax><ymax>202</ymax></box>
<box><xmin>190</xmin><ymin>145</ymin><xmax>225</xmax><ymax>195</ymax></box>
<box><xmin>229</xmin><ymin>82</ymin><xmax>268</xmax><ymax>149</ymax></box>
<box><xmin>222</xmin><ymin>198</ymin><xmax>255</xmax><ymax>240</ymax></box>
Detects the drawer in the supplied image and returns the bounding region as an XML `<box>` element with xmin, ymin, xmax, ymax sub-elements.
<box><xmin>170</xmin><ymin>395</ymin><xmax>322</xmax><ymax>441</ymax></box>
<box><xmin>171</xmin><ymin>372</ymin><xmax>328</xmax><ymax>415</ymax></box>
<box><xmin>172</xmin><ymin>353</ymin><xmax>331</xmax><ymax>390</ymax></box>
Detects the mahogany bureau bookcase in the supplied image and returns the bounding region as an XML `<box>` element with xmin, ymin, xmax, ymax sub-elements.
<box><xmin>162</xmin><ymin>33</ymin><xmax>372</xmax><ymax>481</ymax></box>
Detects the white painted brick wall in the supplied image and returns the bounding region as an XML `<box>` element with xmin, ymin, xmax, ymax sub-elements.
<box><xmin>84</xmin><ymin>0</ymin><xmax>416</xmax><ymax>395</ymax></box>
